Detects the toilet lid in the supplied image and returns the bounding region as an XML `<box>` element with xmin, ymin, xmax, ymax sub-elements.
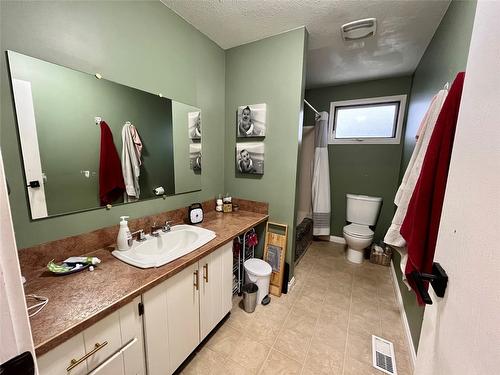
<box><xmin>244</xmin><ymin>258</ymin><xmax>272</xmax><ymax>277</ymax></box>
<box><xmin>343</xmin><ymin>223</ymin><xmax>373</xmax><ymax>239</ymax></box>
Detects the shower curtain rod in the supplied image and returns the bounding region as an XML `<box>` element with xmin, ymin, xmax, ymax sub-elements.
<box><xmin>304</xmin><ymin>99</ymin><xmax>320</xmax><ymax>116</ymax></box>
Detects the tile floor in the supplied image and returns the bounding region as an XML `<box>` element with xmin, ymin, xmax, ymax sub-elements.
<box><xmin>178</xmin><ymin>241</ymin><xmax>413</xmax><ymax>374</ymax></box>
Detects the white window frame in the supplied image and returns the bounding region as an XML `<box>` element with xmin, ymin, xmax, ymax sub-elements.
<box><xmin>328</xmin><ymin>94</ymin><xmax>407</xmax><ymax>145</ymax></box>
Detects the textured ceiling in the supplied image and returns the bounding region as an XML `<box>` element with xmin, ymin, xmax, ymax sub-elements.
<box><xmin>162</xmin><ymin>0</ymin><xmax>450</xmax><ymax>88</ymax></box>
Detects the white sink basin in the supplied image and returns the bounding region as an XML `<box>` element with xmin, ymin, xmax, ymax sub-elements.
<box><xmin>112</xmin><ymin>224</ymin><xmax>216</xmax><ymax>268</ymax></box>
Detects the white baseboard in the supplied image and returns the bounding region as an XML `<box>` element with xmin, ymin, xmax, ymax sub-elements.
<box><xmin>390</xmin><ymin>261</ymin><xmax>417</xmax><ymax>369</ymax></box>
<box><xmin>287</xmin><ymin>276</ymin><xmax>296</xmax><ymax>292</ymax></box>
<box><xmin>329</xmin><ymin>235</ymin><xmax>346</xmax><ymax>244</ymax></box>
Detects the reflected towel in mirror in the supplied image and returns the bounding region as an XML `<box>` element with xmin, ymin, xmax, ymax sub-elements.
<box><xmin>121</xmin><ymin>122</ymin><xmax>142</xmax><ymax>202</ymax></box>
<box><xmin>99</xmin><ymin>121</ymin><xmax>125</xmax><ymax>206</ymax></box>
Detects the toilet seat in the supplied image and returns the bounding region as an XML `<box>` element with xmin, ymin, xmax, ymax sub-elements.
<box><xmin>343</xmin><ymin>223</ymin><xmax>373</xmax><ymax>239</ymax></box>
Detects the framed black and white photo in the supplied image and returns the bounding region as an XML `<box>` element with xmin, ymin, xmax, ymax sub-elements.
<box><xmin>237</xmin><ymin>103</ymin><xmax>266</xmax><ymax>137</ymax></box>
<box><xmin>189</xmin><ymin>143</ymin><xmax>202</xmax><ymax>171</ymax></box>
<box><xmin>236</xmin><ymin>142</ymin><xmax>264</xmax><ymax>175</ymax></box>
<box><xmin>188</xmin><ymin>111</ymin><xmax>201</xmax><ymax>140</ymax></box>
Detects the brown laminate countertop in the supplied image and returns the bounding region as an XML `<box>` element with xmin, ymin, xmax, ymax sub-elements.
<box><xmin>24</xmin><ymin>210</ymin><xmax>268</xmax><ymax>356</ymax></box>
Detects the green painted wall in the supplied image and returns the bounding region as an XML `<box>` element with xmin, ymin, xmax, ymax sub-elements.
<box><xmin>8</xmin><ymin>51</ymin><xmax>175</xmax><ymax>215</ymax></box>
<box><xmin>402</xmin><ymin>0</ymin><xmax>477</xmax><ymax>173</ymax></box>
<box><xmin>224</xmin><ymin>28</ymin><xmax>307</xmax><ymax>279</ymax></box>
<box><xmin>304</xmin><ymin>76</ymin><xmax>413</xmax><ymax>242</ymax></box>
<box><xmin>1</xmin><ymin>1</ymin><xmax>225</xmax><ymax>249</ymax></box>
<box><xmin>395</xmin><ymin>0</ymin><xmax>477</xmax><ymax>351</ymax></box>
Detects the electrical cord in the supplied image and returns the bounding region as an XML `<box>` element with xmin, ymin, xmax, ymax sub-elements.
<box><xmin>26</xmin><ymin>294</ymin><xmax>49</xmax><ymax>317</ymax></box>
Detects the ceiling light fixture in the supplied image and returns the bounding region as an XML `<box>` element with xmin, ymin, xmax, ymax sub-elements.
<box><xmin>341</xmin><ymin>18</ymin><xmax>377</xmax><ymax>41</ymax></box>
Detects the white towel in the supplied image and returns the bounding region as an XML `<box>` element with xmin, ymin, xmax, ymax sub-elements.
<box><xmin>121</xmin><ymin>122</ymin><xmax>142</xmax><ymax>201</ymax></box>
<box><xmin>384</xmin><ymin>89</ymin><xmax>447</xmax><ymax>284</ymax></box>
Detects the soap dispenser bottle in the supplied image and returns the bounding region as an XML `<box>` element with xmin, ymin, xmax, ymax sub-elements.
<box><xmin>117</xmin><ymin>216</ymin><xmax>132</xmax><ymax>251</ymax></box>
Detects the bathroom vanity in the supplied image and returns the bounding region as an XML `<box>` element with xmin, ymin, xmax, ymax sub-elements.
<box><xmin>22</xmin><ymin>208</ymin><xmax>268</xmax><ymax>375</ymax></box>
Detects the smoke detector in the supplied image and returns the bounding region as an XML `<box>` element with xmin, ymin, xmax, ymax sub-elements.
<box><xmin>341</xmin><ymin>18</ymin><xmax>377</xmax><ymax>41</ymax></box>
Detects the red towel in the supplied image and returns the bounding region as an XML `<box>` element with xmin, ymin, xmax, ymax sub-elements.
<box><xmin>99</xmin><ymin>121</ymin><xmax>125</xmax><ymax>206</ymax></box>
<box><xmin>401</xmin><ymin>72</ymin><xmax>465</xmax><ymax>305</ymax></box>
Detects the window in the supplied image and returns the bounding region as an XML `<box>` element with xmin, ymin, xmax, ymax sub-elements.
<box><xmin>329</xmin><ymin>95</ymin><xmax>406</xmax><ymax>144</ymax></box>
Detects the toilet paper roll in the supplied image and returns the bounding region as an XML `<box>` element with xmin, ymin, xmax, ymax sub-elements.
<box><xmin>153</xmin><ymin>186</ymin><xmax>165</xmax><ymax>196</ymax></box>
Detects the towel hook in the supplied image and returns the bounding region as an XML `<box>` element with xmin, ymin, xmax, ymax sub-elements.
<box><xmin>410</xmin><ymin>262</ymin><xmax>448</xmax><ymax>305</ymax></box>
<box><xmin>95</xmin><ymin>116</ymin><xmax>102</xmax><ymax>126</ymax></box>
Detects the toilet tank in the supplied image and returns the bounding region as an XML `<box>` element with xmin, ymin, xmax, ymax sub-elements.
<box><xmin>346</xmin><ymin>194</ymin><xmax>382</xmax><ymax>225</ymax></box>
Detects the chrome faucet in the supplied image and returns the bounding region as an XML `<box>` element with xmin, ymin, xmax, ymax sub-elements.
<box><xmin>129</xmin><ymin>229</ymin><xmax>146</xmax><ymax>246</ymax></box>
<box><xmin>164</xmin><ymin>220</ymin><xmax>173</xmax><ymax>232</ymax></box>
<box><xmin>150</xmin><ymin>222</ymin><xmax>164</xmax><ymax>237</ymax></box>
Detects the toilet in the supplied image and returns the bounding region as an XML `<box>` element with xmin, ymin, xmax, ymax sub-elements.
<box><xmin>244</xmin><ymin>258</ymin><xmax>272</xmax><ymax>304</ymax></box>
<box><xmin>343</xmin><ymin>194</ymin><xmax>382</xmax><ymax>264</ymax></box>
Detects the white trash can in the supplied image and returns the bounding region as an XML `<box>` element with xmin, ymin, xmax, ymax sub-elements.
<box><xmin>244</xmin><ymin>258</ymin><xmax>272</xmax><ymax>305</ymax></box>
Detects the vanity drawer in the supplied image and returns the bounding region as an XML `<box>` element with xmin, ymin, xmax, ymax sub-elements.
<box><xmin>36</xmin><ymin>297</ymin><xmax>145</xmax><ymax>375</ymax></box>
<box><xmin>86</xmin><ymin>337</ymin><xmax>140</xmax><ymax>375</ymax></box>
<box><xmin>37</xmin><ymin>333</ymin><xmax>88</xmax><ymax>375</ymax></box>
<box><xmin>83</xmin><ymin>311</ymin><xmax>122</xmax><ymax>372</ymax></box>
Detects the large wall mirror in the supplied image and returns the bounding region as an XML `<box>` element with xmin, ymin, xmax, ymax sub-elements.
<box><xmin>7</xmin><ymin>51</ymin><xmax>202</xmax><ymax>219</ymax></box>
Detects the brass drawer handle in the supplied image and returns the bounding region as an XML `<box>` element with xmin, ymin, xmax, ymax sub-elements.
<box><xmin>87</xmin><ymin>338</ymin><xmax>137</xmax><ymax>375</ymax></box>
<box><xmin>194</xmin><ymin>270</ymin><xmax>199</xmax><ymax>290</ymax></box>
<box><xmin>203</xmin><ymin>263</ymin><xmax>208</xmax><ymax>283</ymax></box>
<box><xmin>67</xmin><ymin>341</ymin><xmax>108</xmax><ymax>372</ymax></box>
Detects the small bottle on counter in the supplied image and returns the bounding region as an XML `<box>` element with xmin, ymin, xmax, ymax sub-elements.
<box><xmin>117</xmin><ymin>216</ymin><xmax>132</xmax><ymax>251</ymax></box>
<box><xmin>216</xmin><ymin>194</ymin><xmax>223</xmax><ymax>212</ymax></box>
<box><xmin>223</xmin><ymin>193</ymin><xmax>233</xmax><ymax>213</ymax></box>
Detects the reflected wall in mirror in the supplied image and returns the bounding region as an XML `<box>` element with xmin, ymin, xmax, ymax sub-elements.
<box><xmin>7</xmin><ymin>51</ymin><xmax>201</xmax><ymax>219</ymax></box>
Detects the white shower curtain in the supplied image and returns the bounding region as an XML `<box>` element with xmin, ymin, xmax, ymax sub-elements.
<box><xmin>312</xmin><ymin>111</ymin><xmax>331</xmax><ymax>236</ymax></box>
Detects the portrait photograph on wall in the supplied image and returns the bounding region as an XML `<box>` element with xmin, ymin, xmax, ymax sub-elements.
<box><xmin>236</xmin><ymin>142</ymin><xmax>264</xmax><ymax>175</ymax></box>
<box><xmin>189</xmin><ymin>143</ymin><xmax>202</xmax><ymax>171</ymax></box>
<box><xmin>188</xmin><ymin>111</ymin><xmax>201</xmax><ymax>140</ymax></box>
<box><xmin>237</xmin><ymin>103</ymin><xmax>267</xmax><ymax>137</ymax></box>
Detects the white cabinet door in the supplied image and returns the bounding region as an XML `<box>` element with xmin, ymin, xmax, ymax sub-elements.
<box><xmin>199</xmin><ymin>247</ymin><xmax>222</xmax><ymax>340</ymax></box>
<box><xmin>142</xmin><ymin>243</ymin><xmax>234</xmax><ymax>374</ymax></box>
<box><xmin>118</xmin><ymin>296</ymin><xmax>146</xmax><ymax>375</ymax></box>
<box><xmin>84</xmin><ymin>311</ymin><xmax>122</xmax><ymax>372</ymax></box>
<box><xmin>166</xmin><ymin>262</ymin><xmax>200</xmax><ymax>373</ymax></box>
<box><xmin>220</xmin><ymin>242</ymin><xmax>234</xmax><ymax>315</ymax></box>
<box><xmin>143</xmin><ymin>262</ymin><xmax>200</xmax><ymax>375</ymax></box>
<box><xmin>37</xmin><ymin>333</ymin><xmax>87</xmax><ymax>375</ymax></box>
<box><xmin>199</xmin><ymin>242</ymin><xmax>234</xmax><ymax>340</ymax></box>
<box><xmin>142</xmin><ymin>280</ymin><xmax>170</xmax><ymax>375</ymax></box>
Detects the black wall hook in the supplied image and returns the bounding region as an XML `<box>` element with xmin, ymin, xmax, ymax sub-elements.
<box><xmin>27</xmin><ymin>180</ymin><xmax>40</xmax><ymax>188</ymax></box>
<box><xmin>410</xmin><ymin>262</ymin><xmax>448</xmax><ymax>305</ymax></box>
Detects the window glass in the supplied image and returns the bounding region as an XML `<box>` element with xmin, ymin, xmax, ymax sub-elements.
<box><xmin>334</xmin><ymin>102</ymin><xmax>399</xmax><ymax>139</ymax></box>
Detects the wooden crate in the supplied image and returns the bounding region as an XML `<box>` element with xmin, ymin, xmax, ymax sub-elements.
<box><xmin>263</xmin><ymin>222</ymin><xmax>288</xmax><ymax>297</ymax></box>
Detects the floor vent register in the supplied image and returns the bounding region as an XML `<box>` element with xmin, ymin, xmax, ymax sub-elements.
<box><xmin>372</xmin><ymin>335</ymin><xmax>397</xmax><ymax>375</ymax></box>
